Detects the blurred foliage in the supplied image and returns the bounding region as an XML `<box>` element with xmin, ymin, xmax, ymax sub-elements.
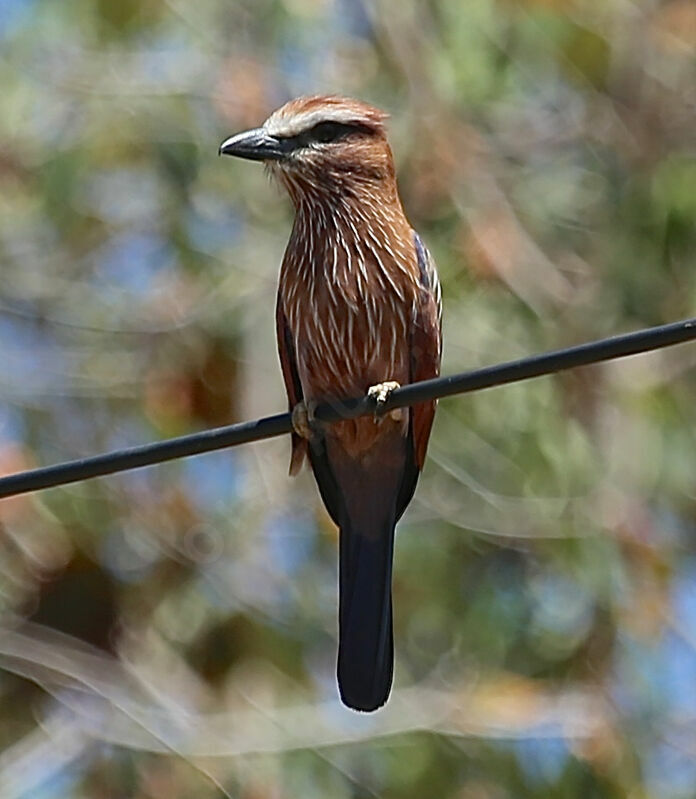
<box><xmin>0</xmin><ymin>0</ymin><xmax>695</xmax><ymax>796</ymax></box>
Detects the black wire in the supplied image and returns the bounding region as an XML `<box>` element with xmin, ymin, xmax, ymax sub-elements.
<box><xmin>0</xmin><ymin>317</ymin><xmax>694</xmax><ymax>499</ymax></box>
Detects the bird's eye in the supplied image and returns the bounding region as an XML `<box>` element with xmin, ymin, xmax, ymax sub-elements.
<box><xmin>309</xmin><ymin>122</ymin><xmax>356</xmax><ymax>144</ymax></box>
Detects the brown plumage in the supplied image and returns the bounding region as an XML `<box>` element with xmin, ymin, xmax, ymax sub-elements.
<box><xmin>220</xmin><ymin>95</ymin><xmax>441</xmax><ymax>711</ymax></box>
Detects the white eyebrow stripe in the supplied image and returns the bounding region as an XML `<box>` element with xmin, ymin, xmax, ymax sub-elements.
<box><xmin>264</xmin><ymin>108</ymin><xmax>364</xmax><ymax>138</ymax></box>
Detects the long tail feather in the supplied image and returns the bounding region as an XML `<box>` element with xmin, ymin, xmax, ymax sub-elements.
<box><xmin>309</xmin><ymin>428</ymin><xmax>410</xmax><ymax>712</ymax></box>
<box><xmin>337</xmin><ymin>512</ymin><xmax>396</xmax><ymax>711</ymax></box>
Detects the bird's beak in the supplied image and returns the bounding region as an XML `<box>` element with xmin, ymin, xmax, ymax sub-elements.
<box><xmin>218</xmin><ymin>128</ymin><xmax>286</xmax><ymax>161</ymax></box>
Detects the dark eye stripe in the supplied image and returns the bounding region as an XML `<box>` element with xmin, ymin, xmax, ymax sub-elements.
<box><xmin>274</xmin><ymin>120</ymin><xmax>373</xmax><ymax>153</ymax></box>
<box><xmin>308</xmin><ymin>121</ymin><xmax>358</xmax><ymax>143</ymax></box>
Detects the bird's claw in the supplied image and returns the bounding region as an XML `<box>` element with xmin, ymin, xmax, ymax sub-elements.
<box><xmin>291</xmin><ymin>400</ymin><xmax>318</xmax><ymax>440</ymax></box>
<box><xmin>367</xmin><ymin>381</ymin><xmax>401</xmax><ymax>418</ymax></box>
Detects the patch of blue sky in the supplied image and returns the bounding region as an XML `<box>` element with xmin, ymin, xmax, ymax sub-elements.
<box><xmin>134</xmin><ymin>38</ymin><xmax>208</xmax><ymax>86</ymax></box>
<box><xmin>528</xmin><ymin>571</ymin><xmax>593</xmax><ymax>637</ymax></box>
<box><xmin>274</xmin><ymin>0</ymin><xmax>373</xmax><ymax>97</ymax></box>
<box><xmin>186</xmin><ymin>198</ymin><xmax>243</xmax><ymax>257</ymax></box>
<box><xmin>658</xmin><ymin>631</ymin><xmax>696</xmax><ymax>716</ymax></box>
<box><xmin>510</xmin><ymin>736</ymin><xmax>570</xmax><ymax>786</ymax></box>
<box><xmin>0</xmin><ymin>0</ymin><xmax>37</xmax><ymax>41</ymax></box>
<box><xmin>610</xmin><ymin>633</ymin><xmax>662</xmax><ymax>718</ymax></box>
<box><xmin>92</xmin><ymin>231</ymin><xmax>172</xmax><ymax>296</ymax></box>
<box><xmin>671</xmin><ymin>556</ymin><xmax>696</xmax><ymax>641</ymax></box>
<box><xmin>35</xmin><ymin>397</ymin><xmax>126</xmax><ymax>457</ymax></box>
<box><xmin>103</xmin><ymin>414</ymin><xmax>157</xmax><ymax>454</ymax></box>
<box><xmin>182</xmin><ymin>449</ymin><xmax>245</xmax><ymax>513</ymax></box>
<box><xmin>275</xmin><ymin>33</ymin><xmax>338</xmax><ymax>98</ymax></box>
<box><xmin>644</xmin><ymin>740</ymin><xmax>696</xmax><ymax>799</ymax></box>
<box><xmin>611</xmin><ymin>627</ymin><xmax>696</xmax><ymax>720</ymax></box>
<box><xmin>14</xmin><ymin>750</ymin><xmax>84</xmax><ymax>799</ymax></box>
<box><xmin>80</xmin><ymin>169</ymin><xmax>164</xmax><ymax>228</ymax></box>
<box><xmin>335</xmin><ymin>0</ymin><xmax>374</xmax><ymax>39</ymax></box>
<box><xmin>0</xmin><ymin>398</ymin><xmax>27</xmax><ymax>442</ymax></box>
<box><xmin>265</xmin><ymin>508</ymin><xmax>315</xmax><ymax>576</ymax></box>
<box><xmin>0</xmin><ymin>314</ymin><xmax>67</xmax><ymax>392</ymax></box>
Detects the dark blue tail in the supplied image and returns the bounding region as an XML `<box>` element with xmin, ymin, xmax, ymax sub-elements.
<box><xmin>337</xmin><ymin>511</ymin><xmax>396</xmax><ymax>711</ymax></box>
<box><xmin>307</xmin><ymin>426</ymin><xmax>415</xmax><ymax>712</ymax></box>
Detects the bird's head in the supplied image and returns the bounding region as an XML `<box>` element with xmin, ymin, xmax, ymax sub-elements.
<box><xmin>219</xmin><ymin>95</ymin><xmax>397</xmax><ymax>204</ymax></box>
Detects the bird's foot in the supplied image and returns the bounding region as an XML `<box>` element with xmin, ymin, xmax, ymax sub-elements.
<box><xmin>291</xmin><ymin>400</ymin><xmax>318</xmax><ymax>440</ymax></box>
<box><xmin>367</xmin><ymin>381</ymin><xmax>402</xmax><ymax>420</ymax></box>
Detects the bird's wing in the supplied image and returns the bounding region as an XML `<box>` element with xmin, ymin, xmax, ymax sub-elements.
<box><xmin>276</xmin><ymin>296</ymin><xmax>344</xmax><ymax>526</ymax></box>
<box><xmin>276</xmin><ymin>298</ymin><xmax>307</xmax><ymax>475</ymax></box>
<box><xmin>410</xmin><ymin>232</ymin><xmax>442</xmax><ymax>469</ymax></box>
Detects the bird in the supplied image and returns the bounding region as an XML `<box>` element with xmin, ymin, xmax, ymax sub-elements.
<box><xmin>219</xmin><ymin>95</ymin><xmax>441</xmax><ymax>711</ymax></box>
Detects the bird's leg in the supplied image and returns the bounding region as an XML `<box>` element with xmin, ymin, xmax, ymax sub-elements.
<box><xmin>367</xmin><ymin>381</ymin><xmax>403</xmax><ymax>421</ymax></box>
<box><xmin>291</xmin><ymin>400</ymin><xmax>319</xmax><ymax>440</ymax></box>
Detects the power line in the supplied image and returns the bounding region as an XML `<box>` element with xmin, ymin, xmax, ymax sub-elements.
<box><xmin>0</xmin><ymin>317</ymin><xmax>694</xmax><ymax>499</ymax></box>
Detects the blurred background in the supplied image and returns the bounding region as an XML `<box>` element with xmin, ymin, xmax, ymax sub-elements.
<box><xmin>0</xmin><ymin>0</ymin><xmax>695</xmax><ymax>796</ymax></box>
